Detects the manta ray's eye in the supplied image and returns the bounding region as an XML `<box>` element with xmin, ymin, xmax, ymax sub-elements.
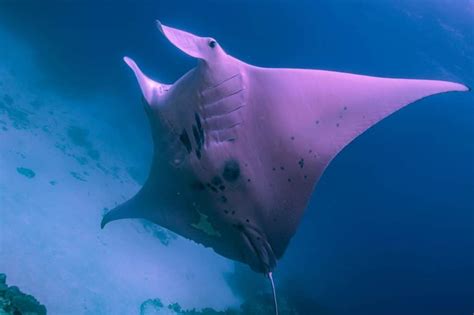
<box><xmin>208</xmin><ymin>40</ymin><xmax>217</xmax><ymax>48</ymax></box>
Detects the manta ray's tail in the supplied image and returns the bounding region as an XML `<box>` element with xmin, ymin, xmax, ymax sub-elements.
<box><xmin>267</xmin><ymin>272</ymin><xmax>279</xmax><ymax>315</ymax></box>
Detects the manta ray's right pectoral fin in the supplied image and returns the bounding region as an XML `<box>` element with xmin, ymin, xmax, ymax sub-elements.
<box><xmin>123</xmin><ymin>56</ymin><xmax>164</xmax><ymax>105</ymax></box>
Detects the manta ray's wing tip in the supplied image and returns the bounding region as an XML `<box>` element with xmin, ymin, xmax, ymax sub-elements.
<box><xmin>451</xmin><ymin>81</ymin><xmax>470</xmax><ymax>92</ymax></box>
<box><xmin>156</xmin><ymin>20</ymin><xmax>165</xmax><ymax>34</ymax></box>
<box><xmin>100</xmin><ymin>216</ymin><xmax>107</xmax><ymax>229</ymax></box>
<box><xmin>457</xmin><ymin>82</ymin><xmax>470</xmax><ymax>92</ymax></box>
<box><xmin>440</xmin><ymin>81</ymin><xmax>470</xmax><ymax>93</ymax></box>
<box><xmin>123</xmin><ymin>56</ymin><xmax>139</xmax><ymax>74</ymax></box>
<box><xmin>100</xmin><ymin>208</ymin><xmax>117</xmax><ymax>230</ymax></box>
<box><xmin>123</xmin><ymin>56</ymin><xmax>133</xmax><ymax>67</ymax></box>
<box><xmin>156</xmin><ymin>20</ymin><xmax>176</xmax><ymax>39</ymax></box>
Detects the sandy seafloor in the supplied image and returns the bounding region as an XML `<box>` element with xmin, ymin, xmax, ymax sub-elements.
<box><xmin>0</xmin><ymin>1</ymin><xmax>473</xmax><ymax>314</ymax></box>
<box><xmin>0</xmin><ymin>26</ymin><xmax>245</xmax><ymax>314</ymax></box>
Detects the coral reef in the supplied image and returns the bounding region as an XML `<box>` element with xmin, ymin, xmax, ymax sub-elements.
<box><xmin>139</xmin><ymin>293</ymin><xmax>299</xmax><ymax>315</ymax></box>
<box><xmin>0</xmin><ymin>274</ymin><xmax>47</xmax><ymax>315</ymax></box>
<box><xmin>16</xmin><ymin>167</ymin><xmax>35</xmax><ymax>179</ymax></box>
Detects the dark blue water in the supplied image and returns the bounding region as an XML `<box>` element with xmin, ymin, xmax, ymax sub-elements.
<box><xmin>1</xmin><ymin>1</ymin><xmax>473</xmax><ymax>314</ymax></box>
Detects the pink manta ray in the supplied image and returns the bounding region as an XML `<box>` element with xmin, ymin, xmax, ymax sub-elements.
<box><xmin>102</xmin><ymin>21</ymin><xmax>469</xmax><ymax>313</ymax></box>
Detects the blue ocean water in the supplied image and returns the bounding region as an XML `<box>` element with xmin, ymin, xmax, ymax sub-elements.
<box><xmin>0</xmin><ymin>1</ymin><xmax>472</xmax><ymax>314</ymax></box>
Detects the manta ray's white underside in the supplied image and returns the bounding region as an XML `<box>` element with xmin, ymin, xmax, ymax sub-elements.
<box><xmin>102</xmin><ymin>22</ymin><xmax>469</xmax><ymax>277</ymax></box>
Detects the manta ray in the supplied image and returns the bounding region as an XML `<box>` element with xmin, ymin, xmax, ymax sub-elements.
<box><xmin>102</xmin><ymin>21</ymin><xmax>468</xmax><ymax>312</ymax></box>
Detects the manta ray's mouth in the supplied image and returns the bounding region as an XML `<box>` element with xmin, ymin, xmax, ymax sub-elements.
<box><xmin>238</xmin><ymin>225</ymin><xmax>277</xmax><ymax>273</ymax></box>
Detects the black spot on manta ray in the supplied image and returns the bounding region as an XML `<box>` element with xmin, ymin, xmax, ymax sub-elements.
<box><xmin>212</xmin><ymin>176</ymin><xmax>223</xmax><ymax>186</ymax></box>
<box><xmin>220</xmin><ymin>195</ymin><xmax>228</xmax><ymax>203</ymax></box>
<box><xmin>179</xmin><ymin>129</ymin><xmax>192</xmax><ymax>154</ymax></box>
<box><xmin>298</xmin><ymin>158</ymin><xmax>305</xmax><ymax>168</ymax></box>
<box><xmin>206</xmin><ymin>183</ymin><xmax>218</xmax><ymax>193</ymax></box>
<box><xmin>192</xmin><ymin>126</ymin><xmax>200</xmax><ymax>146</ymax></box>
<box><xmin>195</xmin><ymin>113</ymin><xmax>205</xmax><ymax>143</ymax></box>
<box><xmin>222</xmin><ymin>160</ymin><xmax>240</xmax><ymax>182</ymax></box>
<box><xmin>192</xmin><ymin>125</ymin><xmax>202</xmax><ymax>159</ymax></box>
<box><xmin>195</xmin><ymin>113</ymin><xmax>202</xmax><ymax>131</ymax></box>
